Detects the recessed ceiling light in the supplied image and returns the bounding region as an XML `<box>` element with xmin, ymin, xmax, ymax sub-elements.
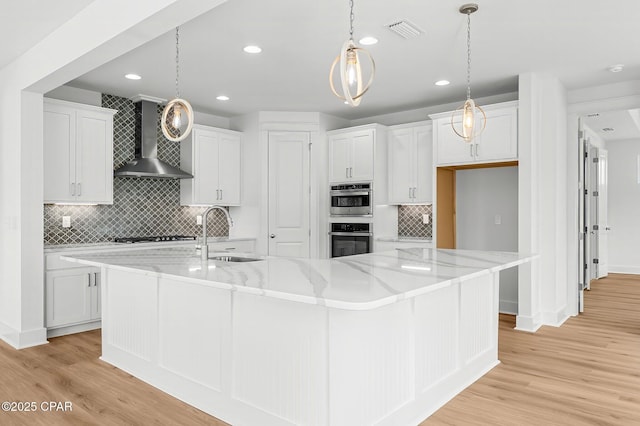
<box><xmin>125</xmin><ymin>73</ymin><xmax>142</xmax><ymax>80</ymax></box>
<box><xmin>359</xmin><ymin>36</ymin><xmax>378</xmax><ymax>45</ymax></box>
<box><xmin>216</xmin><ymin>95</ymin><xmax>230</xmax><ymax>101</ymax></box>
<box><xmin>243</xmin><ymin>45</ymin><xmax>262</xmax><ymax>54</ymax></box>
<box><xmin>435</xmin><ymin>80</ymin><xmax>450</xmax><ymax>86</ymax></box>
<box><xmin>608</xmin><ymin>64</ymin><xmax>624</xmax><ymax>73</ymax></box>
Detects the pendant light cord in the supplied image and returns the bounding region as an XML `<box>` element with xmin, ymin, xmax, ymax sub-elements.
<box><xmin>349</xmin><ymin>0</ymin><xmax>355</xmax><ymax>40</ymax></box>
<box><xmin>466</xmin><ymin>11</ymin><xmax>472</xmax><ymax>101</ymax></box>
<box><xmin>175</xmin><ymin>27</ymin><xmax>180</xmax><ymax>99</ymax></box>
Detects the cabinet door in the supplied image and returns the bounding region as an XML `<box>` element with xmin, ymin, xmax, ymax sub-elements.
<box><xmin>217</xmin><ymin>133</ymin><xmax>242</xmax><ymax>205</ymax></box>
<box><xmin>194</xmin><ymin>129</ymin><xmax>220</xmax><ymax>204</ymax></box>
<box><xmin>329</xmin><ymin>135</ymin><xmax>352</xmax><ymax>182</ymax></box>
<box><xmin>350</xmin><ymin>130</ymin><xmax>375</xmax><ymax>181</ymax></box>
<box><xmin>475</xmin><ymin>107</ymin><xmax>518</xmax><ymax>162</ymax></box>
<box><xmin>435</xmin><ymin>119</ymin><xmax>475</xmax><ymax>165</ymax></box>
<box><xmin>44</xmin><ymin>105</ymin><xmax>76</xmax><ymax>203</ymax></box>
<box><xmin>414</xmin><ymin>126</ymin><xmax>433</xmax><ymax>203</ymax></box>
<box><xmin>76</xmin><ymin>109</ymin><xmax>113</xmax><ymax>204</ymax></box>
<box><xmin>388</xmin><ymin>128</ymin><xmax>414</xmax><ymax>203</ymax></box>
<box><xmin>46</xmin><ymin>268</ymin><xmax>93</xmax><ymax>327</ymax></box>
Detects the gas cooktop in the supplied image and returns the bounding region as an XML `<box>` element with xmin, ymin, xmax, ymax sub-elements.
<box><xmin>114</xmin><ymin>235</ymin><xmax>196</xmax><ymax>244</ymax></box>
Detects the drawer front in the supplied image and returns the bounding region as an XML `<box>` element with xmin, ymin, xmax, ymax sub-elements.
<box><xmin>208</xmin><ymin>240</ymin><xmax>255</xmax><ymax>253</ymax></box>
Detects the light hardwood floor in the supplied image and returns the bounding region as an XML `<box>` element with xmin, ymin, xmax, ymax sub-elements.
<box><xmin>0</xmin><ymin>274</ymin><xmax>638</xmax><ymax>425</ymax></box>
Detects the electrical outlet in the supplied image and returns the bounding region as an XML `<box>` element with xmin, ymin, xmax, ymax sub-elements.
<box><xmin>196</xmin><ymin>215</ymin><xmax>203</xmax><ymax>225</ymax></box>
<box><xmin>422</xmin><ymin>214</ymin><xmax>430</xmax><ymax>224</ymax></box>
<box><xmin>62</xmin><ymin>216</ymin><xmax>71</xmax><ymax>228</ymax></box>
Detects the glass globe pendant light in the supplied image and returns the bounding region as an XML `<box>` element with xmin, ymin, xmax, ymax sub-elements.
<box><xmin>161</xmin><ymin>26</ymin><xmax>194</xmax><ymax>142</ymax></box>
<box><xmin>329</xmin><ymin>0</ymin><xmax>375</xmax><ymax>107</ymax></box>
<box><xmin>451</xmin><ymin>3</ymin><xmax>486</xmax><ymax>142</ymax></box>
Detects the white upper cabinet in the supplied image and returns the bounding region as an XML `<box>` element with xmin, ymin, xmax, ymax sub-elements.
<box><xmin>388</xmin><ymin>122</ymin><xmax>433</xmax><ymax>204</ymax></box>
<box><xmin>431</xmin><ymin>101</ymin><xmax>518</xmax><ymax>166</ymax></box>
<box><xmin>180</xmin><ymin>125</ymin><xmax>242</xmax><ymax>206</ymax></box>
<box><xmin>328</xmin><ymin>128</ymin><xmax>375</xmax><ymax>183</ymax></box>
<box><xmin>44</xmin><ymin>99</ymin><xmax>116</xmax><ymax>204</ymax></box>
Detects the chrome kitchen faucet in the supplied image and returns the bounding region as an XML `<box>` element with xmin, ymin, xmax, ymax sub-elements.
<box><xmin>200</xmin><ymin>206</ymin><xmax>234</xmax><ymax>260</ymax></box>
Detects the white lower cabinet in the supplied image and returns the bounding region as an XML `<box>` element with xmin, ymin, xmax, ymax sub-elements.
<box><xmin>46</xmin><ymin>266</ymin><xmax>100</xmax><ymax>328</ymax></box>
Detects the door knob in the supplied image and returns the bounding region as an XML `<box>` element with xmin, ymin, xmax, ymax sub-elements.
<box><xmin>270</xmin><ymin>234</ymin><xmax>276</xmax><ymax>238</ymax></box>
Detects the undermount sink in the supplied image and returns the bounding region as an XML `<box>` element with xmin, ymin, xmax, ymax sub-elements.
<box><xmin>209</xmin><ymin>255</ymin><xmax>263</xmax><ymax>262</ymax></box>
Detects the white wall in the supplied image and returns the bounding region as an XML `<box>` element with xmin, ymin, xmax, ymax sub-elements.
<box><xmin>517</xmin><ymin>72</ymin><xmax>569</xmax><ymax>331</ymax></box>
<box><xmin>607</xmin><ymin>138</ymin><xmax>640</xmax><ymax>273</ymax></box>
<box><xmin>456</xmin><ymin>167</ymin><xmax>519</xmax><ymax>314</ymax></box>
<box><xmin>0</xmin><ymin>0</ymin><xmax>228</xmax><ymax>349</ymax></box>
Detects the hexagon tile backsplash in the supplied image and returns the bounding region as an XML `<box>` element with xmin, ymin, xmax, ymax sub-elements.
<box><xmin>43</xmin><ymin>94</ymin><xmax>229</xmax><ymax>245</ymax></box>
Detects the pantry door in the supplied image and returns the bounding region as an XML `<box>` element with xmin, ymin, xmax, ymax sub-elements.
<box><xmin>268</xmin><ymin>132</ymin><xmax>310</xmax><ymax>258</ymax></box>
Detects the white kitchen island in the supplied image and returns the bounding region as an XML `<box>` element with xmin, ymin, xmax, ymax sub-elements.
<box><xmin>63</xmin><ymin>247</ymin><xmax>534</xmax><ymax>426</ymax></box>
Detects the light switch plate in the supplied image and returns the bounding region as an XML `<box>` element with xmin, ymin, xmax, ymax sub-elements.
<box><xmin>62</xmin><ymin>216</ymin><xmax>71</xmax><ymax>228</ymax></box>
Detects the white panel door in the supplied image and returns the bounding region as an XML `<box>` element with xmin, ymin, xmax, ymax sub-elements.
<box><xmin>44</xmin><ymin>106</ymin><xmax>76</xmax><ymax>202</ymax></box>
<box><xmin>217</xmin><ymin>133</ymin><xmax>242</xmax><ymax>205</ymax></box>
<box><xmin>350</xmin><ymin>130</ymin><xmax>375</xmax><ymax>181</ymax></box>
<box><xmin>329</xmin><ymin>135</ymin><xmax>351</xmax><ymax>182</ymax></box>
<box><xmin>388</xmin><ymin>128</ymin><xmax>413</xmax><ymax>203</ymax></box>
<box><xmin>268</xmin><ymin>132</ymin><xmax>310</xmax><ymax>258</ymax></box>
<box><xmin>414</xmin><ymin>125</ymin><xmax>433</xmax><ymax>202</ymax></box>
<box><xmin>76</xmin><ymin>110</ymin><xmax>113</xmax><ymax>203</ymax></box>
<box><xmin>46</xmin><ymin>268</ymin><xmax>93</xmax><ymax>327</ymax></box>
<box><xmin>596</xmin><ymin>149</ymin><xmax>609</xmax><ymax>278</ymax></box>
<box><xmin>194</xmin><ymin>130</ymin><xmax>219</xmax><ymax>204</ymax></box>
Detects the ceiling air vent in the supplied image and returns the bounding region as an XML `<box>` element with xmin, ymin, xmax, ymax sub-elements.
<box><xmin>385</xmin><ymin>20</ymin><xmax>424</xmax><ymax>39</ymax></box>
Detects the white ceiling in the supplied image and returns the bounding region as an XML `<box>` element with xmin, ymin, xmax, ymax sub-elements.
<box><xmin>583</xmin><ymin>109</ymin><xmax>640</xmax><ymax>142</ymax></box>
<box><xmin>0</xmin><ymin>0</ymin><xmax>94</xmax><ymax>70</ymax></box>
<box><xmin>11</xmin><ymin>0</ymin><xmax>640</xmax><ymax>121</ymax></box>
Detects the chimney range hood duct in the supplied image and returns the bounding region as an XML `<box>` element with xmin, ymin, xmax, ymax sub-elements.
<box><xmin>114</xmin><ymin>99</ymin><xmax>193</xmax><ymax>179</ymax></box>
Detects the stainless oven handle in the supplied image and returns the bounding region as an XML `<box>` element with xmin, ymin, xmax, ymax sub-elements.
<box><xmin>330</xmin><ymin>191</ymin><xmax>371</xmax><ymax>196</ymax></box>
<box><xmin>328</xmin><ymin>232</ymin><xmax>373</xmax><ymax>237</ymax></box>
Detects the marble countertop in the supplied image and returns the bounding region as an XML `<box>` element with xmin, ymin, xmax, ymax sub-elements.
<box><xmin>63</xmin><ymin>247</ymin><xmax>535</xmax><ymax>311</ymax></box>
<box><xmin>376</xmin><ymin>236</ymin><xmax>433</xmax><ymax>242</ymax></box>
<box><xmin>45</xmin><ymin>237</ymin><xmax>256</xmax><ymax>252</ymax></box>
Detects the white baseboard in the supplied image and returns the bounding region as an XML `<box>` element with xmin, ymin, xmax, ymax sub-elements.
<box><xmin>0</xmin><ymin>321</ymin><xmax>48</xmax><ymax>349</ymax></box>
<box><xmin>499</xmin><ymin>300</ymin><xmax>518</xmax><ymax>315</ymax></box>
<box><xmin>514</xmin><ymin>312</ymin><xmax>542</xmax><ymax>333</ymax></box>
<box><xmin>541</xmin><ymin>306</ymin><xmax>569</xmax><ymax>327</ymax></box>
<box><xmin>609</xmin><ymin>265</ymin><xmax>640</xmax><ymax>275</ymax></box>
<box><xmin>47</xmin><ymin>321</ymin><xmax>101</xmax><ymax>338</ymax></box>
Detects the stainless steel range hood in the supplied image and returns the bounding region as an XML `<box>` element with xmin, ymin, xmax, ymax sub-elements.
<box><xmin>114</xmin><ymin>98</ymin><xmax>193</xmax><ymax>179</ymax></box>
